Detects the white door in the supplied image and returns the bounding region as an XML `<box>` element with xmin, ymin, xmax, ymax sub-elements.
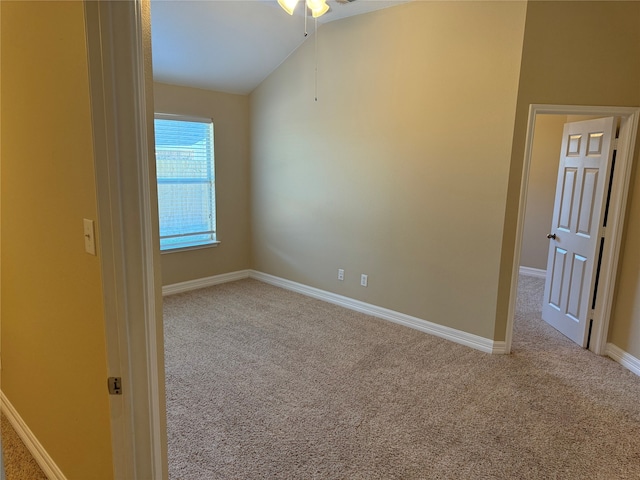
<box><xmin>542</xmin><ymin>117</ymin><xmax>617</xmax><ymax>347</ymax></box>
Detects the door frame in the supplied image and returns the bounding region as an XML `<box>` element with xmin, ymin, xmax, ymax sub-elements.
<box><xmin>84</xmin><ymin>0</ymin><xmax>167</xmax><ymax>478</ymax></box>
<box><xmin>505</xmin><ymin>104</ymin><xmax>640</xmax><ymax>355</ymax></box>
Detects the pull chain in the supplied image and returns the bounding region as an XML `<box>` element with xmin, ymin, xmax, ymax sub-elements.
<box><xmin>314</xmin><ymin>17</ymin><xmax>318</xmax><ymax>102</ymax></box>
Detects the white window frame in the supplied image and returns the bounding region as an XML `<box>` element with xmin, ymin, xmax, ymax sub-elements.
<box><xmin>154</xmin><ymin>113</ymin><xmax>218</xmax><ymax>252</ymax></box>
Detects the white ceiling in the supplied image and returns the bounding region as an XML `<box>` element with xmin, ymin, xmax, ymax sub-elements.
<box><xmin>151</xmin><ymin>0</ymin><xmax>411</xmax><ymax>94</ymax></box>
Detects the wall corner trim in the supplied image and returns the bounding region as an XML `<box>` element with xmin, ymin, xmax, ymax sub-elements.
<box><xmin>249</xmin><ymin>270</ymin><xmax>505</xmax><ymax>355</ymax></box>
<box><xmin>491</xmin><ymin>342</ymin><xmax>509</xmax><ymax>355</ymax></box>
<box><xmin>605</xmin><ymin>343</ymin><xmax>640</xmax><ymax>377</ymax></box>
<box><xmin>0</xmin><ymin>391</ymin><xmax>68</xmax><ymax>480</ymax></box>
<box><xmin>162</xmin><ymin>270</ymin><xmax>251</xmax><ymax>296</ymax></box>
<box><xmin>519</xmin><ymin>266</ymin><xmax>546</xmax><ymax>278</ymax></box>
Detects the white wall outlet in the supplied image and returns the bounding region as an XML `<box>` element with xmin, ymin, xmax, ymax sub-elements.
<box><xmin>83</xmin><ymin>218</ymin><xmax>96</xmax><ymax>256</ymax></box>
<box><xmin>338</xmin><ymin>268</ymin><xmax>345</xmax><ymax>281</ymax></box>
<box><xmin>360</xmin><ymin>274</ymin><xmax>368</xmax><ymax>287</ymax></box>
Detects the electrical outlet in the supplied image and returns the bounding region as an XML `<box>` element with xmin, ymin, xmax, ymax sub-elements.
<box><xmin>338</xmin><ymin>268</ymin><xmax>345</xmax><ymax>281</ymax></box>
<box><xmin>360</xmin><ymin>274</ymin><xmax>368</xmax><ymax>287</ymax></box>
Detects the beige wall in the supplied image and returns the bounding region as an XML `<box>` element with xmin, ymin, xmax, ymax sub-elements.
<box><xmin>153</xmin><ymin>83</ymin><xmax>251</xmax><ymax>285</ymax></box>
<box><xmin>498</xmin><ymin>1</ymin><xmax>640</xmax><ymax>349</ymax></box>
<box><xmin>520</xmin><ymin>115</ymin><xmax>566</xmax><ymax>271</ymax></box>
<box><xmin>250</xmin><ymin>1</ymin><xmax>527</xmax><ymax>339</ymax></box>
<box><xmin>157</xmin><ymin>1</ymin><xmax>640</xmax><ymax>357</ymax></box>
<box><xmin>0</xmin><ymin>1</ymin><xmax>113</xmax><ymax>478</ymax></box>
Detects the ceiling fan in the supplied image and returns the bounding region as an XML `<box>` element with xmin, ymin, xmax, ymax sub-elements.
<box><xmin>278</xmin><ymin>0</ymin><xmax>357</xmax><ymax>19</ymax></box>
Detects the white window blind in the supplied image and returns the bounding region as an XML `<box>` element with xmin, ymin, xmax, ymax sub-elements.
<box><xmin>154</xmin><ymin>115</ymin><xmax>216</xmax><ymax>251</ymax></box>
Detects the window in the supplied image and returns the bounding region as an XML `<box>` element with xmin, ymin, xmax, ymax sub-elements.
<box><xmin>154</xmin><ymin>115</ymin><xmax>217</xmax><ymax>251</ymax></box>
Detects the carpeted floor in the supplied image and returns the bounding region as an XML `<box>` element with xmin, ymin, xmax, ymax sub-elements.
<box><xmin>163</xmin><ymin>275</ymin><xmax>640</xmax><ymax>479</ymax></box>
<box><xmin>1</xmin><ymin>414</ymin><xmax>47</xmax><ymax>480</ymax></box>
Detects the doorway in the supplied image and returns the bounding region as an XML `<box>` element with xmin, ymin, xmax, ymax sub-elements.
<box><xmin>505</xmin><ymin>105</ymin><xmax>640</xmax><ymax>355</ymax></box>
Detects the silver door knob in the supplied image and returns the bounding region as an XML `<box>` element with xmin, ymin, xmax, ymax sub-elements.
<box><xmin>547</xmin><ymin>233</ymin><xmax>556</xmax><ymax>240</ymax></box>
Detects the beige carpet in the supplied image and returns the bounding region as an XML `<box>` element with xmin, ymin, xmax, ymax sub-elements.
<box><xmin>1</xmin><ymin>414</ymin><xmax>47</xmax><ymax>480</ymax></box>
<box><xmin>164</xmin><ymin>276</ymin><xmax>640</xmax><ymax>479</ymax></box>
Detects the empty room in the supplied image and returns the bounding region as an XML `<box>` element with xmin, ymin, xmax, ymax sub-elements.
<box><xmin>1</xmin><ymin>0</ymin><xmax>640</xmax><ymax>479</ymax></box>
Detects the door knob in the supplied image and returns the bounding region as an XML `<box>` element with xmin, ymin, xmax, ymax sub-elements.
<box><xmin>547</xmin><ymin>233</ymin><xmax>556</xmax><ymax>240</ymax></box>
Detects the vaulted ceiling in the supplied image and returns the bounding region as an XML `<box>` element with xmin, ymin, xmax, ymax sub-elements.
<box><xmin>150</xmin><ymin>0</ymin><xmax>411</xmax><ymax>94</ymax></box>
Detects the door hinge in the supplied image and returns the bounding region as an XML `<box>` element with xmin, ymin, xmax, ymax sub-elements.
<box><xmin>613</xmin><ymin>138</ymin><xmax>618</xmax><ymax>150</ymax></box>
<box><xmin>108</xmin><ymin>377</ymin><xmax>123</xmax><ymax>395</ymax></box>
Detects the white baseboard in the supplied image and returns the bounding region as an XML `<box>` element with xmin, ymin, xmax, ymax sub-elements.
<box><xmin>249</xmin><ymin>270</ymin><xmax>504</xmax><ymax>354</ymax></box>
<box><xmin>605</xmin><ymin>343</ymin><xmax>640</xmax><ymax>377</ymax></box>
<box><xmin>491</xmin><ymin>341</ymin><xmax>508</xmax><ymax>355</ymax></box>
<box><xmin>163</xmin><ymin>269</ymin><xmax>251</xmax><ymax>296</ymax></box>
<box><xmin>519</xmin><ymin>266</ymin><xmax>546</xmax><ymax>278</ymax></box>
<box><xmin>161</xmin><ymin>269</ymin><xmax>640</xmax><ymax>367</ymax></box>
<box><xmin>162</xmin><ymin>269</ymin><xmax>506</xmax><ymax>354</ymax></box>
<box><xmin>0</xmin><ymin>391</ymin><xmax>67</xmax><ymax>480</ymax></box>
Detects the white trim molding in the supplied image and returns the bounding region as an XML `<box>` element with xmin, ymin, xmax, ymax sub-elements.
<box><xmin>519</xmin><ymin>266</ymin><xmax>546</xmax><ymax>279</ymax></box>
<box><xmin>491</xmin><ymin>342</ymin><xmax>508</xmax><ymax>355</ymax></box>
<box><xmin>605</xmin><ymin>343</ymin><xmax>640</xmax><ymax>377</ymax></box>
<box><xmin>162</xmin><ymin>269</ymin><xmax>505</xmax><ymax>354</ymax></box>
<box><xmin>250</xmin><ymin>271</ymin><xmax>505</xmax><ymax>354</ymax></box>
<box><xmin>0</xmin><ymin>392</ymin><xmax>67</xmax><ymax>480</ymax></box>
<box><xmin>84</xmin><ymin>1</ymin><xmax>166</xmax><ymax>478</ymax></box>
<box><xmin>163</xmin><ymin>270</ymin><xmax>251</xmax><ymax>296</ymax></box>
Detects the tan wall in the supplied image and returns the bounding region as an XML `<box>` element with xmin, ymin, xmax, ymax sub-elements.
<box><xmin>153</xmin><ymin>83</ymin><xmax>251</xmax><ymax>286</ymax></box>
<box><xmin>250</xmin><ymin>1</ymin><xmax>526</xmax><ymax>339</ymax></box>
<box><xmin>0</xmin><ymin>1</ymin><xmax>113</xmax><ymax>478</ymax></box>
<box><xmin>497</xmin><ymin>1</ymin><xmax>640</xmax><ymax>350</ymax></box>
<box><xmin>520</xmin><ymin>115</ymin><xmax>567</xmax><ymax>271</ymax></box>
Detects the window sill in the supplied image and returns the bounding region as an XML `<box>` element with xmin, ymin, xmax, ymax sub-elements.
<box><xmin>160</xmin><ymin>241</ymin><xmax>220</xmax><ymax>255</ymax></box>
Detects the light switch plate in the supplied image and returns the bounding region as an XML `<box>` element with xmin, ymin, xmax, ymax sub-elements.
<box><xmin>83</xmin><ymin>218</ymin><xmax>96</xmax><ymax>256</ymax></box>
